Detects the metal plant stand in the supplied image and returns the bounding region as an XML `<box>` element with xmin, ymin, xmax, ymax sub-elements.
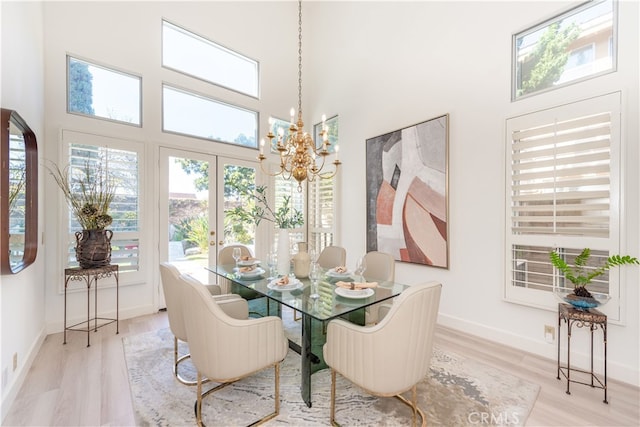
<box><xmin>63</xmin><ymin>264</ymin><xmax>119</xmax><ymax>347</ymax></box>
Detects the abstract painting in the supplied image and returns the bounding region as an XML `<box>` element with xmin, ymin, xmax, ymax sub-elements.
<box><xmin>366</xmin><ymin>114</ymin><xmax>449</xmax><ymax>268</ymax></box>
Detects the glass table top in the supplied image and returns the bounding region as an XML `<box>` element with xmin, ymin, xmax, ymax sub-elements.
<box><xmin>208</xmin><ymin>264</ymin><xmax>409</xmax><ymax>322</ymax></box>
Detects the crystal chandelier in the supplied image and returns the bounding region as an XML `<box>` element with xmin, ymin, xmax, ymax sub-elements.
<box><xmin>258</xmin><ymin>0</ymin><xmax>340</xmax><ymax>192</ymax></box>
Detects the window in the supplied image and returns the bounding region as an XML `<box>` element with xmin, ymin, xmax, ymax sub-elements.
<box><xmin>162</xmin><ymin>85</ymin><xmax>258</xmax><ymax>148</ymax></box>
<box><xmin>67</xmin><ymin>56</ymin><xmax>141</xmax><ymax>126</ymax></box>
<box><xmin>308</xmin><ymin>116</ymin><xmax>339</xmax><ymax>255</ymax></box>
<box><xmin>504</xmin><ymin>93</ymin><xmax>621</xmax><ymax>318</ymax></box>
<box><xmin>62</xmin><ymin>131</ymin><xmax>144</xmax><ymax>279</ymax></box>
<box><xmin>162</xmin><ymin>20</ymin><xmax>259</xmax><ymax>98</ymax></box>
<box><xmin>268</xmin><ymin>117</ymin><xmax>290</xmax><ymax>153</ymax></box>
<box><xmin>274</xmin><ymin>175</ymin><xmax>305</xmax><ymax>250</ymax></box>
<box><xmin>512</xmin><ymin>0</ymin><xmax>616</xmax><ymax>100</ymax></box>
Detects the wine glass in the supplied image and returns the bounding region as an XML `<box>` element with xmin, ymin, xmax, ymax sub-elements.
<box><xmin>232</xmin><ymin>247</ymin><xmax>242</xmax><ymax>271</ymax></box>
<box><xmin>309</xmin><ymin>262</ymin><xmax>321</xmax><ymax>299</ymax></box>
<box><xmin>309</xmin><ymin>248</ymin><xmax>317</xmax><ymax>264</ymax></box>
<box><xmin>354</xmin><ymin>255</ymin><xmax>367</xmax><ymax>282</ymax></box>
<box><xmin>266</xmin><ymin>251</ymin><xmax>277</xmax><ymax>279</ymax></box>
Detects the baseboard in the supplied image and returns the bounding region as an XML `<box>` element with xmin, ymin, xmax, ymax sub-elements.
<box><xmin>438</xmin><ymin>313</ymin><xmax>640</xmax><ymax>387</ymax></box>
<box><xmin>1</xmin><ymin>326</ymin><xmax>46</xmax><ymax>423</ymax></box>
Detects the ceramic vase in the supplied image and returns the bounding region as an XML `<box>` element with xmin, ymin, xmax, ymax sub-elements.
<box><xmin>293</xmin><ymin>242</ymin><xmax>311</xmax><ymax>278</ymax></box>
<box><xmin>277</xmin><ymin>228</ymin><xmax>290</xmax><ymax>276</ymax></box>
<box><xmin>75</xmin><ymin>229</ymin><xmax>113</xmax><ymax>269</ymax></box>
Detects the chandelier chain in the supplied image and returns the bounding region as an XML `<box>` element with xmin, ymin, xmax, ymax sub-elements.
<box><xmin>297</xmin><ymin>0</ymin><xmax>303</xmax><ymax>119</ymax></box>
<box><xmin>257</xmin><ymin>0</ymin><xmax>341</xmax><ymax>191</ymax></box>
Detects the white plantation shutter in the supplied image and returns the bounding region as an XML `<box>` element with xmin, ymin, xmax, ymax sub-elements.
<box><xmin>274</xmin><ymin>175</ymin><xmax>305</xmax><ymax>247</ymax></box>
<box><xmin>505</xmin><ymin>92</ymin><xmax>621</xmax><ymax>315</ymax></box>
<box><xmin>511</xmin><ymin>112</ymin><xmax>611</xmax><ymax>237</ymax></box>
<box><xmin>308</xmin><ymin>176</ymin><xmax>335</xmax><ymax>255</ymax></box>
<box><xmin>62</xmin><ymin>130</ymin><xmax>143</xmax><ymax>277</ymax></box>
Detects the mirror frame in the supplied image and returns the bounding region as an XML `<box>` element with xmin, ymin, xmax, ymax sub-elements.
<box><xmin>1</xmin><ymin>108</ymin><xmax>38</xmax><ymax>274</ymax></box>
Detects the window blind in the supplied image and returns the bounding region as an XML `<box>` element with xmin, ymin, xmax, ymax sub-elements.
<box><xmin>510</xmin><ymin>112</ymin><xmax>611</xmax><ymax>237</ymax></box>
<box><xmin>67</xmin><ymin>143</ymin><xmax>140</xmax><ymax>272</ymax></box>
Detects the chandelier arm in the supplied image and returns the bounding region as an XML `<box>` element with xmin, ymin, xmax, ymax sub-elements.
<box><xmin>317</xmin><ymin>164</ymin><xmax>340</xmax><ymax>180</ymax></box>
<box><xmin>258</xmin><ymin>160</ymin><xmax>286</xmax><ymax>178</ymax></box>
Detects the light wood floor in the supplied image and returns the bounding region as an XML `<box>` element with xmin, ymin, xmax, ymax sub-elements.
<box><xmin>3</xmin><ymin>310</ymin><xmax>639</xmax><ymax>426</ymax></box>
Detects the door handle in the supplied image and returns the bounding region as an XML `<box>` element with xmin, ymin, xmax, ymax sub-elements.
<box><xmin>219</xmin><ymin>240</ymin><xmax>224</xmax><ymax>246</ymax></box>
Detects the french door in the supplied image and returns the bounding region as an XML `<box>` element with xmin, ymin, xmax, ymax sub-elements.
<box><xmin>158</xmin><ymin>147</ymin><xmax>259</xmax><ymax>305</ymax></box>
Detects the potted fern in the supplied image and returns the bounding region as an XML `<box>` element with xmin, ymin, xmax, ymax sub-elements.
<box><xmin>550</xmin><ymin>248</ymin><xmax>639</xmax><ymax>309</ymax></box>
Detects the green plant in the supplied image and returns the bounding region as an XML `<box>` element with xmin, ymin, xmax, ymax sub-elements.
<box><xmin>47</xmin><ymin>161</ymin><xmax>115</xmax><ymax>230</ymax></box>
<box><xmin>550</xmin><ymin>248</ymin><xmax>639</xmax><ymax>297</ymax></box>
<box><xmin>229</xmin><ymin>185</ymin><xmax>303</xmax><ymax>229</ymax></box>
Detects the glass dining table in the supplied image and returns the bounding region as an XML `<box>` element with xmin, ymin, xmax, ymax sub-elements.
<box><xmin>207</xmin><ymin>263</ymin><xmax>410</xmax><ymax>407</ymax></box>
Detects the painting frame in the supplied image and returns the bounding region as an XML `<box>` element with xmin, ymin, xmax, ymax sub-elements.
<box><xmin>366</xmin><ymin>114</ymin><xmax>449</xmax><ymax>269</ymax></box>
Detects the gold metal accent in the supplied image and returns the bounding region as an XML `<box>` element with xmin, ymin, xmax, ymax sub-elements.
<box><xmin>257</xmin><ymin>0</ymin><xmax>340</xmax><ymax>192</ymax></box>
<box><xmin>330</xmin><ymin>370</ymin><xmax>426</xmax><ymax>427</ymax></box>
<box><xmin>172</xmin><ymin>336</ymin><xmax>211</xmax><ymax>386</ymax></box>
<box><xmin>194</xmin><ymin>363</ymin><xmax>281</xmax><ymax>426</ymax></box>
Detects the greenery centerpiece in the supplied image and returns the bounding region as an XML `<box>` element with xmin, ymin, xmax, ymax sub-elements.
<box><xmin>229</xmin><ymin>185</ymin><xmax>303</xmax><ymax>229</ymax></box>
<box><xmin>229</xmin><ymin>185</ymin><xmax>303</xmax><ymax>275</ymax></box>
<box><xmin>48</xmin><ymin>161</ymin><xmax>116</xmax><ymax>268</ymax></box>
<box><xmin>550</xmin><ymin>248</ymin><xmax>639</xmax><ymax>308</ymax></box>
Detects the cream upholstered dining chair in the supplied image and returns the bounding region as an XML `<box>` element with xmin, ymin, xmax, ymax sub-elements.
<box><xmin>217</xmin><ymin>244</ymin><xmax>253</xmax><ymax>293</ymax></box>
<box><xmin>180</xmin><ymin>271</ymin><xmax>289</xmax><ymax>426</ymax></box>
<box><xmin>323</xmin><ymin>281</ymin><xmax>442</xmax><ymax>427</ymax></box>
<box><xmin>159</xmin><ymin>262</ymin><xmax>248</xmax><ymax>386</ymax></box>
<box><xmin>317</xmin><ymin>245</ymin><xmax>347</xmax><ymax>270</ymax></box>
<box><xmin>362</xmin><ymin>250</ymin><xmax>396</xmax><ymax>325</ymax></box>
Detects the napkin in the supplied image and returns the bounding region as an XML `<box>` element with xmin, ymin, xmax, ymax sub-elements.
<box><xmin>276</xmin><ymin>276</ymin><xmax>291</xmax><ymax>286</ymax></box>
<box><xmin>336</xmin><ymin>281</ymin><xmax>378</xmax><ymax>290</ymax></box>
<box><xmin>239</xmin><ymin>265</ymin><xmax>256</xmax><ymax>273</ymax></box>
<box><xmin>333</xmin><ymin>266</ymin><xmax>348</xmax><ymax>274</ymax></box>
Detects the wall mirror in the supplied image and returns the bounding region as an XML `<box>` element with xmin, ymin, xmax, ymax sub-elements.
<box><xmin>1</xmin><ymin>108</ymin><xmax>38</xmax><ymax>274</ymax></box>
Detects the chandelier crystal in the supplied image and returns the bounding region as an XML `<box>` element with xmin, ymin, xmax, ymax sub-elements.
<box><xmin>258</xmin><ymin>0</ymin><xmax>340</xmax><ymax>191</ymax></box>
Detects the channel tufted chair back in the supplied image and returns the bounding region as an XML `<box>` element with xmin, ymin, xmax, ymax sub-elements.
<box><xmin>323</xmin><ymin>281</ymin><xmax>442</xmax><ymax>426</ymax></box>
<box><xmin>181</xmin><ymin>271</ymin><xmax>288</xmax><ymax>426</ymax></box>
<box><xmin>317</xmin><ymin>245</ymin><xmax>346</xmax><ymax>270</ymax></box>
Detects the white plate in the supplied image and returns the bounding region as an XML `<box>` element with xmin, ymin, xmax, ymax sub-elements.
<box><xmin>327</xmin><ymin>269</ymin><xmax>352</xmax><ymax>279</ymax></box>
<box><xmin>335</xmin><ymin>287</ymin><xmax>375</xmax><ymax>299</ymax></box>
<box><xmin>238</xmin><ymin>259</ymin><xmax>260</xmax><ymax>267</ymax></box>
<box><xmin>267</xmin><ymin>278</ymin><xmax>303</xmax><ymax>292</ymax></box>
<box><xmin>236</xmin><ymin>267</ymin><xmax>265</xmax><ymax>278</ymax></box>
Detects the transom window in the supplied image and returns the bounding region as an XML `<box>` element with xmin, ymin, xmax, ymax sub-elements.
<box><xmin>162</xmin><ymin>20</ymin><xmax>259</xmax><ymax>98</ymax></box>
<box><xmin>162</xmin><ymin>84</ymin><xmax>258</xmax><ymax>148</ymax></box>
<box><xmin>512</xmin><ymin>0</ymin><xmax>616</xmax><ymax>100</ymax></box>
<box><xmin>67</xmin><ymin>56</ymin><xmax>141</xmax><ymax>126</ymax></box>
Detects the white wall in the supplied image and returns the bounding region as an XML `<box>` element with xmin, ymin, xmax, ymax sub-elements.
<box><xmin>0</xmin><ymin>1</ymin><xmax>46</xmax><ymax>419</ymax></box>
<box><xmin>305</xmin><ymin>0</ymin><xmax>639</xmax><ymax>385</ymax></box>
<box><xmin>40</xmin><ymin>1</ymin><xmax>299</xmax><ymax>332</ymax></box>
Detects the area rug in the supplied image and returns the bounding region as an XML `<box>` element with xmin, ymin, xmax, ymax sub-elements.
<box><xmin>123</xmin><ymin>326</ymin><xmax>539</xmax><ymax>426</ymax></box>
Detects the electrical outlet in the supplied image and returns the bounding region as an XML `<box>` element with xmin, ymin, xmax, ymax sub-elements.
<box><xmin>544</xmin><ymin>325</ymin><xmax>555</xmax><ymax>343</ymax></box>
<box><xmin>13</xmin><ymin>353</ymin><xmax>18</xmax><ymax>371</ymax></box>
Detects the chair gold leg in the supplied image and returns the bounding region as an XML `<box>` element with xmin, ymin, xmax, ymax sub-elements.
<box><xmin>194</xmin><ymin>364</ymin><xmax>281</xmax><ymax>427</ymax></box>
<box><xmin>330</xmin><ymin>369</ymin><xmax>338</xmax><ymax>426</ymax></box>
<box><xmin>196</xmin><ymin>373</ymin><xmax>204</xmax><ymax>427</ymax></box>
<box><xmin>174</xmin><ymin>336</ymin><xmax>207</xmax><ymax>386</ymax></box>
<box><xmin>394</xmin><ymin>386</ymin><xmax>426</xmax><ymax>427</ymax></box>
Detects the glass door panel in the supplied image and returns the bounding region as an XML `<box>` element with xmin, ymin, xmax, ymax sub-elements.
<box><xmin>159</xmin><ymin>148</ymin><xmax>216</xmax><ymax>291</ymax></box>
